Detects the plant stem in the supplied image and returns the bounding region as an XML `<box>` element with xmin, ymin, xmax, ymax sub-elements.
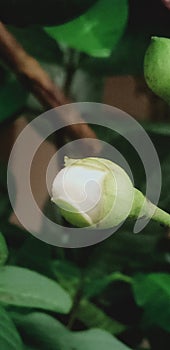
<box><xmin>149</xmin><ymin>202</ymin><xmax>170</xmax><ymax>227</ymax></box>
<box><xmin>63</xmin><ymin>48</ymin><xmax>79</xmax><ymax>96</ymax></box>
<box><xmin>108</xmin><ymin>272</ymin><xmax>133</xmax><ymax>284</ymax></box>
<box><xmin>67</xmin><ymin>286</ymin><xmax>83</xmax><ymax>330</ymax></box>
<box><xmin>131</xmin><ymin>189</ymin><xmax>170</xmax><ymax>228</ymax></box>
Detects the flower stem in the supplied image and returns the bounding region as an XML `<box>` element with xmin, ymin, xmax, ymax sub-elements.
<box><xmin>131</xmin><ymin>189</ymin><xmax>170</xmax><ymax>228</ymax></box>
<box><xmin>150</xmin><ymin>204</ymin><xmax>170</xmax><ymax>227</ymax></box>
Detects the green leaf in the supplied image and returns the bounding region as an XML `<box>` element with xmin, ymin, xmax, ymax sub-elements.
<box><xmin>50</xmin><ymin>260</ymin><xmax>127</xmax><ymax>334</ymax></box>
<box><xmin>84</xmin><ymin>272</ymin><xmax>132</xmax><ymax>299</ymax></box>
<box><xmin>0</xmin><ymin>266</ymin><xmax>72</xmax><ymax>314</ymax></box>
<box><xmin>0</xmin><ymin>306</ymin><xmax>23</xmax><ymax>350</ymax></box>
<box><xmin>80</xmin><ymin>0</ymin><xmax>170</xmax><ymax>75</ymax></box>
<box><xmin>0</xmin><ymin>0</ymin><xmax>97</xmax><ymax>26</ymax></box>
<box><xmin>72</xmin><ymin>328</ymin><xmax>132</xmax><ymax>350</ymax></box>
<box><xmin>52</xmin><ymin>260</ymin><xmax>81</xmax><ymax>297</ymax></box>
<box><xmin>12</xmin><ymin>311</ymin><xmax>132</xmax><ymax>350</ymax></box>
<box><xmin>0</xmin><ymin>72</ymin><xmax>27</xmax><ymax>124</ymax></box>
<box><xmin>45</xmin><ymin>0</ymin><xmax>128</xmax><ymax>57</ymax></box>
<box><xmin>85</xmin><ymin>230</ymin><xmax>160</xmax><ymax>279</ymax></box>
<box><xmin>81</xmin><ymin>31</ymin><xmax>149</xmax><ymax>75</ymax></box>
<box><xmin>143</xmin><ymin>122</ymin><xmax>170</xmax><ymax>136</ymax></box>
<box><xmin>16</xmin><ymin>236</ymin><xmax>52</xmax><ymax>277</ymax></box>
<box><xmin>77</xmin><ymin>300</ymin><xmax>126</xmax><ymax>335</ymax></box>
<box><xmin>11</xmin><ymin>312</ymin><xmax>69</xmax><ymax>350</ymax></box>
<box><xmin>12</xmin><ymin>311</ymin><xmax>70</xmax><ymax>350</ymax></box>
<box><xmin>132</xmin><ymin>273</ymin><xmax>170</xmax><ymax>332</ymax></box>
<box><xmin>0</xmin><ymin>233</ymin><xmax>8</xmax><ymax>266</ymax></box>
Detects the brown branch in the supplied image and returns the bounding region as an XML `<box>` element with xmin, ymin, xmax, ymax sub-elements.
<box><xmin>0</xmin><ymin>22</ymin><xmax>100</xmax><ymax>152</ymax></box>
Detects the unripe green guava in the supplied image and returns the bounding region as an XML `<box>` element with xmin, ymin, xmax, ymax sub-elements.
<box><xmin>144</xmin><ymin>36</ymin><xmax>170</xmax><ymax>104</ymax></box>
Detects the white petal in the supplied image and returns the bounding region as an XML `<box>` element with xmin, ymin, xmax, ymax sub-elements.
<box><xmin>52</xmin><ymin>165</ymin><xmax>106</xmax><ymax>218</ymax></box>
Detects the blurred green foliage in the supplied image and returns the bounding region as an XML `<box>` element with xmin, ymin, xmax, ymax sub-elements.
<box><xmin>0</xmin><ymin>1</ymin><xmax>170</xmax><ymax>350</ymax></box>
<box><xmin>1</xmin><ymin>124</ymin><xmax>170</xmax><ymax>349</ymax></box>
<box><xmin>0</xmin><ymin>306</ymin><xmax>23</xmax><ymax>350</ymax></box>
<box><xmin>133</xmin><ymin>273</ymin><xmax>170</xmax><ymax>332</ymax></box>
<box><xmin>0</xmin><ymin>266</ymin><xmax>71</xmax><ymax>313</ymax></box>
<box><xmin>44</xmin><ymin>0</ymin><xmax>128</xmax><ymax>57</ymax></box>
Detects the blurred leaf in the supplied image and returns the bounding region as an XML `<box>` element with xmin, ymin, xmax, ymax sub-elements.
<box><xmin>0</xmin><ymin>0</ymin><xmax>97</xmax><ymax>26</ymax></box>
<box><xmin>16</xmin><ymin>236</ymin><xmax>52</xmax><ymax>277</ymax></box>
<box><xmin>51</xmin><ymin>259</ymin><xmax>81</xmax><ymax>297</ymax></box>
<box><xmin>12</xmin><ymin>311</ymin><xmax>132</xmax><ymax>350</ymax></box>
<box><xmin>0</xmin><ymin>306</ymin><xmax>23</xmax><ymax>350</ymax></box>
<box><xmin>51</xmin><ymin>257</ymin><xmax>132</xmax><ymax>301</ymax></box>
<box><xmin>50</xmin><ymin>258</ymin><xmax>130</xmax><ymax>333</ymax></box>
<box><xmin>0</xmin><ymin>72</ymin><xmax>27</xmax><ymax>124</ymax></box>
<box><xmin>86</xmin><ymin>230</ymin><xmax>162</xmax><ymax>278</ymax></box>
<box><xmin>84</xmin><ymin>272</ymin><xmax>132</xmax><ymax>299</ymax></box>
<box><xmin>81</xmin><ymin>31</ymin><xmax>149</xmax><ymax>75</ymax></box>
<box><xmin>80</xmin><ymin>0</ymin><xmax>170</xmax><ymax>74</ymax></box>
<box><xmin>49</xmin><ymin>259</ymin><xmax>127</xmax><ymax>333</ymax></box>
<box><xmin>143</xmin><ymin>122</ymin><xmax>170</xmax><ymax>136</ymax></box>
<box><xmin>132</xmin><ymin>273</ymin><xmax>170</xmax><ymax>332</ymax></box>
<box><xmin>12</xmin><ymin>311</ymin><xmax>70</xmax><ymax>349</ymax></box>
<box><xmin>45</xmin><ymin>0</ymin><xmax>128</xmax><ymax>57</ymax></box>
<box><xmin>0</xmin><ymin>232</ymin><xmax>8</xmax><ymax>266</ymax></box>
<box><xmin>0</xmin><ymin>266</ymin><xmax>72</xmax><ymax>313</ymax></box>
<box><xmin>77</xmin><ymin>299</ymin><xmax>126</xmax><ymax>335</ymax></box>
<box><xmin>0</xmin><ymin>222</ymin><xmax>27</xmax><ymax>251</ymax></box>
<box><xmin>71</xmin><ymin>327</ymin><xmax>132</xmax><ymax>350</ymax></box>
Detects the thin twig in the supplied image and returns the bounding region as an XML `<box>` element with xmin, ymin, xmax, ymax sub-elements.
<box><xmin>0</xmin><ymin>22</ymin><xmax>100</xmax><ymax>151</ymax></box>
<box><xmin>67</xmin><ymin>286</ymin><xmax>83</xmax><ymax>330</ymax></box>
<box><xmin>63</xmin><ymin>48</ymin><xmax>79</xmax><ymax>96</ymax></box>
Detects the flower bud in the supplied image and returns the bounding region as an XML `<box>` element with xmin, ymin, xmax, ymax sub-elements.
<box><xmin>51</xmin><ymin>156</ymin><xmax>134</xmax><ymax>229</ymax></box>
